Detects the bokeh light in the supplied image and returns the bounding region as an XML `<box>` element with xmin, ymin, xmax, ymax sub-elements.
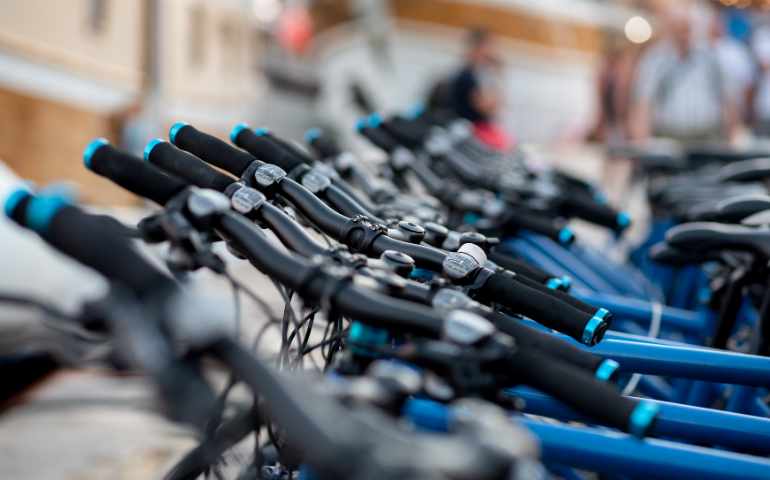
<box><xmin>625</xmin><ymin>16</ymin><xmax>652</xmax><ymax>44</ymax></box>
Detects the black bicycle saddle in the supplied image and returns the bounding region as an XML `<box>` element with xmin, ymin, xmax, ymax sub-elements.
<box><xmin>665</xmin><ymin>222</ymin><xmax>770</xmax><ymax>262</ymax></box>
<box><xmin>648</xmin><ymin>241</ymin><xmax>717</xmax><ymax>267</ymax></box>
<box><xmin>716</xmin><ymin>195</ymin><xmax>770</xmax><ymax>224</ymax></box>
<box><xmin>718</xmin><ymin>157</ymin><xmax>770</xmax><ymax>183</ymax></box>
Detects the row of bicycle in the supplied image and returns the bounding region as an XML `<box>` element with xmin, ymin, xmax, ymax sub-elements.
<box><xmin>4</xmin><ymin>105</ymin><xmax>770</xmax><ymax>479</ymax></box>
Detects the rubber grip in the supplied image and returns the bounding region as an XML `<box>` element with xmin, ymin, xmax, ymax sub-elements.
<box><xmin>305</xmin><ymin>128</ymin><xmax>341</xmax><ymax>159</ymax></box>
<box><xmin>502</xmin><ymin>211</ymin><xmax>573</xmax><ymax>244</ymax></box>
<box><xmin>512</xmin><ymin>273</ymin><xmax>607</xmax><ymax>319</ymax></box>
<box><xmin>260</xmin><ymin>130</ymin><xmax>314</xmax><ymax>166</ymax></box>
<box><xmin>484</xmin><ymin>311</ymin><xmax>606</xmax><ymax>375</ymax></box>
<box><xmin>358</xmin><ymin>126</ymin><xmax>400</xmax><ymax>154</ymax></box>
<box><xmin>477</xmin><ymin>273</ymin><xmax>606</xmax><ymax>345</ymax></box>
<box><xmin>381</xmin><ymin>117</ymin><xmax>429</xmax><ymax>149</ymax></box>
<box><xmin>507</xmin><ymin>347</ymin><xmax>651</xmax><ymax>435</ymax></box>
<box><xmin>10</xmin><ymin>199</ymin><xmax>174</xmax><ymax>298</ymax></box>
<box><xmin>559</xmin><ymin>193</ymin><xmax>624</xmax><ymax>230</ymax></box>
<box><xmin>488</xmin><ymin>250</ymin><xmax>553</xmax><ymax>284</ymax></box>
<box><xmin>171</xmin><ymin>123</ymin><xmax>256</xmax><ymax>177</ymax></box>
<box><xmin>232</xmin><ymin>128</ymin><xmax>303</xmax><ymax>173</ymax></box>
<box><xmin>146</xmin><ymin>141</ymin><xmax>235</xmax><ymax>193</ymax></box>
<box><xmin>84</xmin><ymin>140</ymin><xmax>188</xmax><ymax>205</ymax></box>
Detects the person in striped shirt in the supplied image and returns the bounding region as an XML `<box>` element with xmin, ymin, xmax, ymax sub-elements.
<box><xmin>629</xmin><ymin>5</ymin><xmax>735</xmax><ymax>144</ymax></box>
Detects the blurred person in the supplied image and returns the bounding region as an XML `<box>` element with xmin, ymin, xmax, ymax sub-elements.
<box><xmin>711</xmin><ymin>10</ymin><xmax>755</xmax><ymax>125</ymax></box>
<box><xmin>589</xmin><ymin>33</ymin><xmax>639</xmax><ymax>146</ymax></box>
<box><xmin>449</xmin><ymin>28</ymin><xmax>513</xmax><ymax>150</ymax></box>
<box><xmin>588</xmin><ymin>33</ymin><xmax>640</xmax><ymax>207</ymax></box>
<box><xmin>629</xmin><ymin>5</ymin><xmax>735</xmax><ymax>144</ymax></box>
<box><xmin>751</xmin><ymin>25</ymin><xmax>770</xmax><ymax>137</ymax></box>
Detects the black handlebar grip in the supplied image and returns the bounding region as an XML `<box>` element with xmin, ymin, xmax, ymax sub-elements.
<box><xmin>358</xmin><ymin>123</ymin><xmax>400</xmax><ymax>154</ymax></box>
<box><xmin>507</xmin><ymin>347</ymin><xmax>657</xmax><ymax>437</ymax></box>
<box><xmin>484</xmin><ymin>311</ymin><xmax>612</xmax><ymax>378</ymax></box>
<box><xmin>231</xmin><ymin>125</ymin><xmax>304</xmax><ymax>174</ymax></box>
<box><xmin>83</xmin><ymin>139</ymin><xmax>188</xmax><ymax>205</ymax></box>
<box><xmin>305</xmin><ymin>128</ymin><xmax>342</xmax><ymax>159</ymax></box>
<box><xmin>6</xmin><ymin>195</ymin><xmax>175</xmax><ymax>299</ymax></box>
<box><xmin>258</xmin><ymin>128</ymin><xmax>315</xmax><ymax>165</ymax></box>
<box><xmin>170</xmin><ymin>122</ymin><xmax>256</xmax><ymax>177</ymax></box>
<box><xmin>145</xmin><ymin>140</ymin><xmax>235</xmax><ymax>193</ymax></box>
<box><xmin>488</xmin><ymin>250</ymin><xmax>553</xmax><ymax>284</ymax></box>
<box><xmin>502</xmin><ymin>210</ymin><xmax>575</xmax><ymax>245</ymax></box>
<box><xmin>380</xmin><ymin>116</ymin><xmax>429</xmax><ymax>149</ymax></box>
<box><xmin>477</xmin><ymin>273</ymin><xmax>607</xmax><ymax>346</ymax></box>
<box><xmin>512</xmin><ymin>273</ymin><xmax>609</xmax><ymax>321</ymax></box>
<box><xmin>559</xmin><ymin>193</ymin><xmax>630</xmax><ymax>232</ymax></box>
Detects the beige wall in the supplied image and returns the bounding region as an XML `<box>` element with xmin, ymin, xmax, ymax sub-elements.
<box><xmin>0</xmin><ymin>0</ymin><xmax>145</xmax><ymax>89</ymax></box>
<box><xmin>0</xmin><ymin>0</ymin><xmax>262</xmax><ymax>205</ymax></box>
<box><xmin>0</xmin><ymin>87</ymin><xmax>139</xmax><ymax>206</ymax></box>
<box><xmin>162</xmin><ymin>0</ymin><xmax>260</xmax><ymax>104</ymax></box>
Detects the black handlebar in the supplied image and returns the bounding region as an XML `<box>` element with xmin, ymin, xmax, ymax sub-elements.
<box><xmin>306</xmin><ymin>128</ymin><xmax>342</xmax><ymax>159</ymax></box>
<box><xmin>214</xmin><ymin>211</ymin><xmax>444</xmax><ymax>337</ymax></box>
<box><xmin>145</xmin><ymin>140</ymin><xmax>236</xmax><ymax>193</ymax></box>
<box><xmin>84</xmin><ymin>139</ymin><xmax>188</xmax><ymax>205</ymax></box>
<box><xmin>232</xmin><ymin>126</ymin><xmax>304</xmax><ymax>174</ymax></box>
<box><xmin>172</xmin><ymin>122</ymin><xmax>257</xmax><ymax>175</ymax></box>
<box><xmin>506</xmin><ymin>347</ymin><xmax>647</xmax><ymax>435</ymax></box>
<box><xmin>477</xmin><ymin>274</ymin><xmax>606</xmax><ymax>346</ymax></box>
<box><xmin>7</xmin><ymin>196</ymin><xmax>175</xmax><ymax>299</ymax></box>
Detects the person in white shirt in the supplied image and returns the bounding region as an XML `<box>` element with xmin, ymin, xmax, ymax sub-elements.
<box><xmin>712</xmin><ymin>16</ymin><xmax>755</xmax><ymax>123</ymax></box>
<box><xmin>630</xmin><ymin>5</ymin><xmax>735</xmax><ymax>143</ymax></box>
<box><xmin>751</xmin><ymin>25</ymin><xmax>770</xmax><ymax>137</ymax></box>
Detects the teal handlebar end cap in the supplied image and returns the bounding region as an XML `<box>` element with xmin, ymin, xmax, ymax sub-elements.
<box><xmin>83</xmin><ymin>138</ymin><xmax>109</xmax><ymax>170</ymax></box>
<box><xmin>628</xmin><ymin>401</ymin><xmax>660</xmax><ymax>438</ymax></box>
<box><xmin>354</xmin><ymin>117</ymin><xmax>367</xmax><ymax>132</ymax></box>
<box><xmin>4</xmin><ymin>186</ymin><xmax>33</xmax><ymax>218</ymax></box>
<box><xmin>304</xmin><ymin>127</ymin><xmax>322</xmax><ymax>143</ymax></box>
<box><xmin>404</xmin><ymin>100</ymin><xmax>425</xmax><ymax>119</ymax></box>
<box><xmin>169</xmin><ymin>122</ymin><xmax>189</xmax><ymax>146</ymax></box>
<box><xmin>230</xmin><ymin>123</ymin><xmax>251</xmax><ymax>143</ymax></box>
<box><xmin>143</xmin><ymin>139</ymin><xmax>165</xmax><ymax>162</ymax></box>
<box><xmin>582</xmin><ymin>317</ymin><xmax>607</xmax><ymax>346</ymax></box>
<box><xmin>25</xmin><ymin>194</ymin><xmax>70</xmax><ymax>236</ymax></box>
<box><xmin>254</xmin><ymin>126</ymin><xmax>270</xmax><ymax>136</ymax></box>
<box><xmin>617</xmin><ymin>211</ymin><xmax>632</xmax><ymax>229</ymax></box>
<box><xmin>368</xmin><ymin>112</ymin><xmax>383</xmax><ymax>128</ymax></box>
<box><xmin>558</xmin><ymin>227</ymin><xmax>575</xmax><ymax>245</ymax></box>
<box><xmin>595</xmin><ymin>359</ymin><xmax>620</xmax><ymax>382</ymax></box>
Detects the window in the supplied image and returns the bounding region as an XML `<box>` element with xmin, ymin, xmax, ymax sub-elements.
<box><xmin>220</xmin><ymin>20</ymin><xmax>240</xmax><ymax>74</ymax></box>
<box><xmin>189</xmin><ymin>5</ymin><xmax>206</xmax><ymax>67</ymax></box>
<box><xmin>89</xmin><ymin>0</ymin><xmax>109</xmax><ymax>33</ymax></box>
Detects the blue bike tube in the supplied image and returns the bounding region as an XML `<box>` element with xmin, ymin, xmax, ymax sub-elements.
<box><xmin>507</xmin><ymin>385</ymin><xmax>770</xmax><ymax>453</ymax></box>
<box><xmin>725</xmin><ymin>385</ymin><xmax>758</xmax><ymax>415</ymax></box>
<box><xmin>517</xmin><ymin>317</ymin><xmax>770</xmax><ymax>387</ymax></box>
<box><xmin>518</xmin><ymin>231</ymin><xmax>621</xmax><ymax>294</ymax></box>
<box><xmin>518</xmin><ymin>417</ymin><xmax>770</xmax><ymax>479</ymax></box>
<box><xmin>568</xmin><ymin>243</ymin><xmax>651</xmax><ymax>300</ymax></box>
<box><xmin>571</xmin><ymin>289</ymin><xmax>707</xmax><ymax>333</ymax></box>
<box><xmin>586</xmin><ymin>339</ymin><xmax>770</xmax><ymax>387</ymax></box>
<box><xmin>501</xmin><ymin>238</ymin><xmax>593</xmax><ymax>291</ymax></box>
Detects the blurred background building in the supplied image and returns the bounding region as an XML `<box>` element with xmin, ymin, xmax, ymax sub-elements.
<box><xmin>0</xmin><ymin>0</ymin><xmax>767</xmax><ymax>206</ymax></box>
